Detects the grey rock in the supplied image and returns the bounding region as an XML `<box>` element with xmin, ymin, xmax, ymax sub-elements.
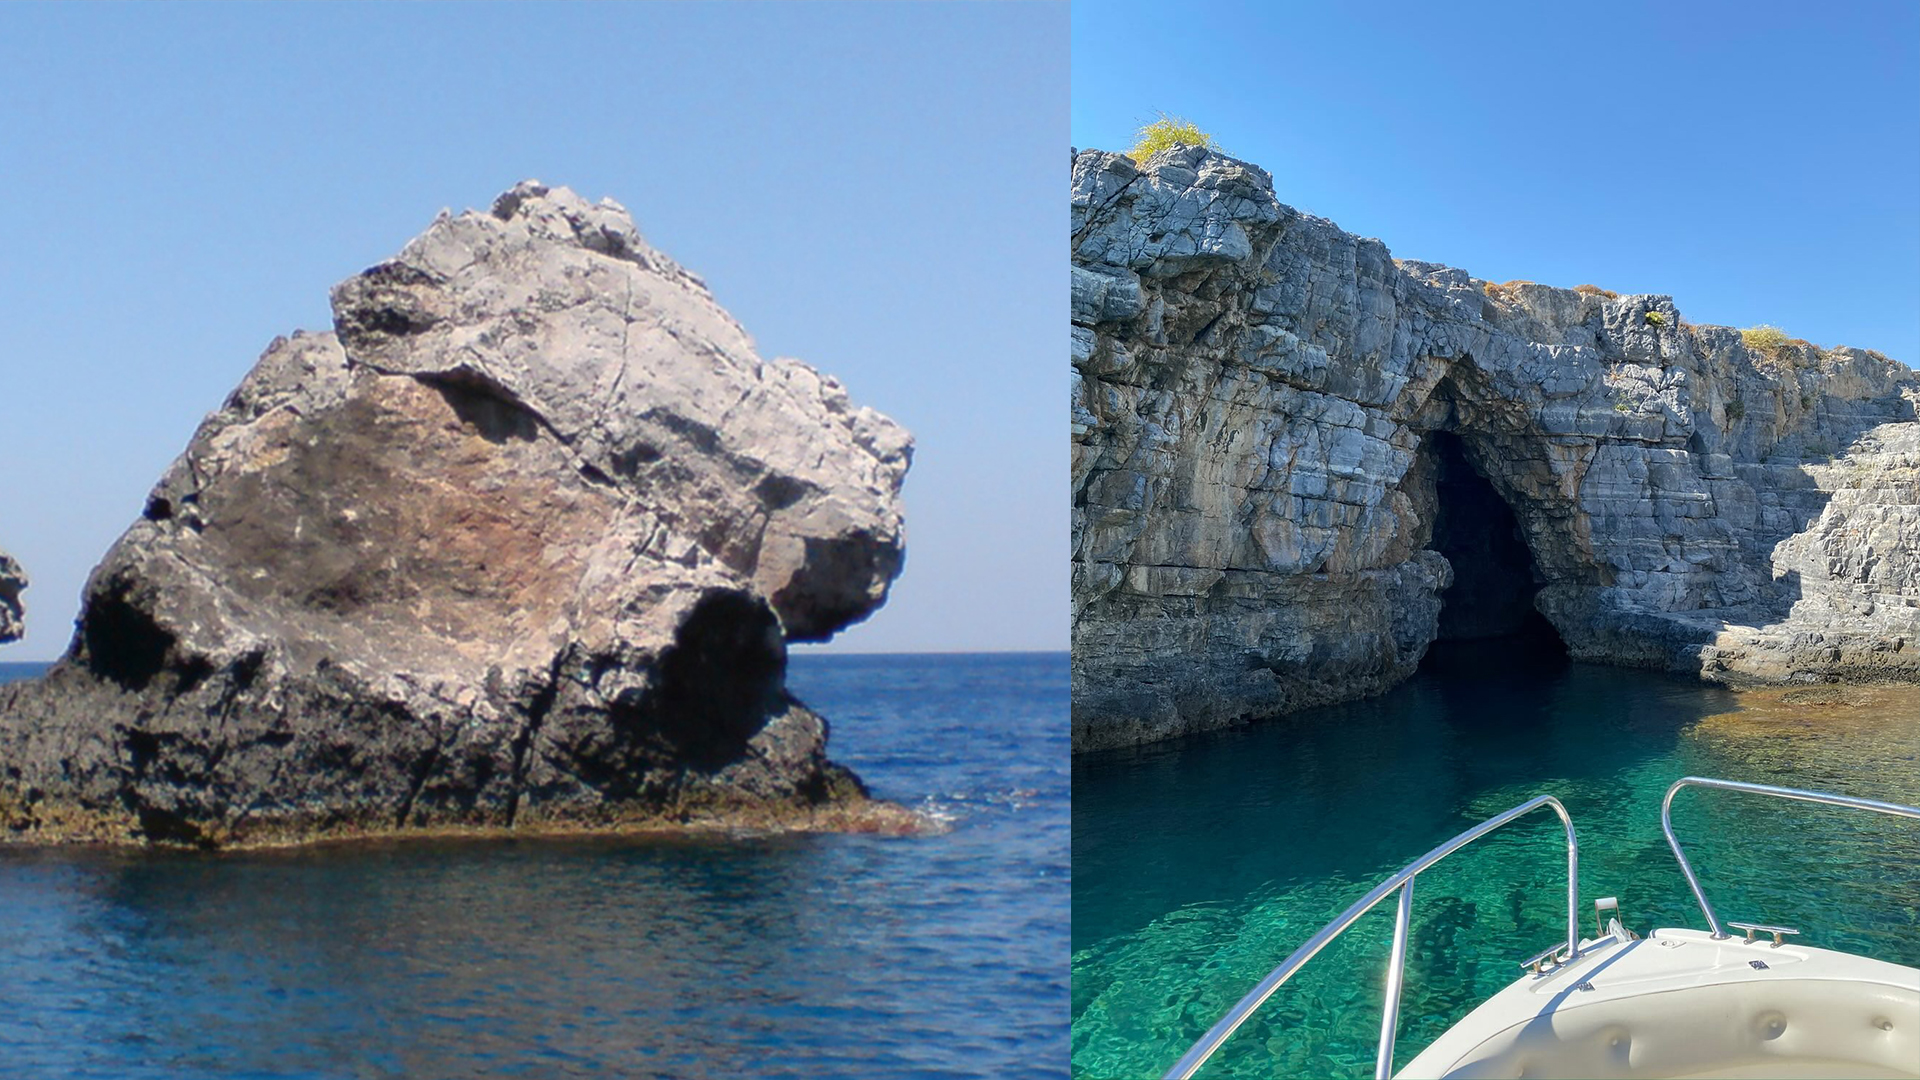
<box><xmin>0</xmin><ymin>182</ymin><xmax>915</xmax><ymax>845</ymax></box>
<box><xmin>1072</xmin><ymin>146</ymin><xmax>1920</xmax><ymax>751</ymax></box>
<box><xmin>0</xmin><ymin>551</ymin><xmax>23</xmax><ymax>644</ymax></box>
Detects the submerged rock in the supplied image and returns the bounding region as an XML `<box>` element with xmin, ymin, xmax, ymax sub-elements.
<box><xmin>0</xmin><ymin>551</ymin><xmax>23</xmax><ymax>643</ymax></box>
<box><xmin>0</xmin><ymin>182</ymin><xmax>914</xmax><ymax>845</ymax></box>
<box><xmin>1072</xmin><ymin>146</ymin><xmax>1920</xmax><ymax>750</ymax></box>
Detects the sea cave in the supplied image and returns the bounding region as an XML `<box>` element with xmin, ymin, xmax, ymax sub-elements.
<box><xmin>1422</xmin><ymin>430</ymin><xmax>1567</xmax><ymax>660</ymax></box>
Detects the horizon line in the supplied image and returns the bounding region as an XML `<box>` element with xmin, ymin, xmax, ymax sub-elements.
<box><xmin>0</xmin><ymin>647</ymin><xmax>1071</xmax><ymax>665</ymax></box>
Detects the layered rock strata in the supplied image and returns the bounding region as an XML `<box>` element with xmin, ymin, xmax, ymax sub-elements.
<box><xmin>0</xmin><ymin>551</ymin><xmax>23</xmax><ymax>644</ymax></box>
<box><xmin>1</xmin><ymin>182</ymin><xmax>914</xmax><ymax>845</ymax></box>
<box><xmin>1072</xmin><ymin>146</ymin><xmax>1920</xmax><ymax>750</ymax></box>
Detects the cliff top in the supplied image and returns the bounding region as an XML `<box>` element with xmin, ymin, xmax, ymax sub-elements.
<box><xmin>1074</xmin><ymin>145</ymin><xmax>1910</xmax><ymax>372</ymax></box>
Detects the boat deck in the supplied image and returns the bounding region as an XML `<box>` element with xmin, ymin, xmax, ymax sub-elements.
<box><xmin>1399</xmin><ymin>927</ymin><xmax>1920</xmax><ymax>1079</ymax></box>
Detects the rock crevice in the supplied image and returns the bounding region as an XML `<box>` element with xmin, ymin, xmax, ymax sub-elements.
<box><xmin>1072</xmin><ymin>146</ymin><xmax>1920</xmax><ymax>750</ymax></box>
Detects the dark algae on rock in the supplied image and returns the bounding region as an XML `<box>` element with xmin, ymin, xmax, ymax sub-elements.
<box><xmin>1071</xmin><ymin>146</ymin><xmax>1920</xmax><ymax>750</ymax></box>
<box><xmin>0</xmin><ymin>182</ymin><xmax>917</xmax><ymax>847</ymax></box>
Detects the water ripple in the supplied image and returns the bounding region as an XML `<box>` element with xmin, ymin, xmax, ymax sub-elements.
<box><xmin>0</xmin><ymin>653</ymin><xmax>1069</xmax><ymax>1080</ymax></box>
<box><xmin>1072</xmin><ymin>650</ymin><xmax>1920</xmax><ymax>1079</ymax></box>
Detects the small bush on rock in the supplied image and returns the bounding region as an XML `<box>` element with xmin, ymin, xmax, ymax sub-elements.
<box><xmin>1573</xmin><ymin>283</ymin><xmax>1620</xmax><ymax>299</ymax></box>
<box><xmin>1742</xmin><ymin>325</ymin><xmax>1790</xmax><ymax>352</ymax></box>
<box><xmin>1482</xmin><ymin>279</ymin><xmax>1535</xmax><ymax>302</ymax></box>
<box><xmin>1644</xmin><ymin>311</ymin><xmax>1666</xmax><ymax>326</ymax></box>
<box><xmin>1128</xmin><ymin>115</ymin><xmax>1218</xmax><ymax>163</ymax></box>
<box><xmin>1725</xmin><ymin>398</ymin><xmax>1745</xmax><ymax>421</ymax></box>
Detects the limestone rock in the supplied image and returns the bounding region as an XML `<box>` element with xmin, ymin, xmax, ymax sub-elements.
<box><xmin>0</xmin><ymin>551</ymin><xmax>23</xmax><ymax>644</ymax></box>
<box><xmin>1072</xmin><ymin>146</ymin><xmax>1920</xmax><ymax>750</ymax></box>
<box><xmin>0</xmin><ymin>182</ymin><xmax>913</xmax><ymax>845</ymax></box>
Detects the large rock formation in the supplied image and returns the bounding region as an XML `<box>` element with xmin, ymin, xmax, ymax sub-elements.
<box><xmin>1072</xmin><ymin>147</ymin><xmax>1920</xmax><ymax>750</ymax></box>
<box><xmin>0</xmin><ymin>551</ymin><xmax>23</xmax><ymax>644</ymax></box>
<box><xmin>0</xmin><ymin>182</ymin><xmax>914</xmax><ymax>845</ymax></box>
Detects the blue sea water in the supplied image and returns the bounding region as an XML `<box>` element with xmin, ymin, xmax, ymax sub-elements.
<box><xmin>1072</xmin><ymin>640</ymin><xmax>1920</xmax><ymax>1079</ymax></box>
<box><xmin>0</xmin><ymin>652</ymin><xmax>1068</xmax><ymax>1080</ymax></box>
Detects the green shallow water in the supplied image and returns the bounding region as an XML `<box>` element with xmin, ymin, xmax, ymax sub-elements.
<box><xmin>1070</xmin><ymin>639</ymin><xmax>1920</xmax><ymax>1079</ymax></box>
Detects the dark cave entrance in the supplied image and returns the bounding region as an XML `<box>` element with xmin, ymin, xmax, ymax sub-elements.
<box><xmin>1422</xmin><ymin>431</ymin><xmax>1566</xmax><ymax>664</ymax></box>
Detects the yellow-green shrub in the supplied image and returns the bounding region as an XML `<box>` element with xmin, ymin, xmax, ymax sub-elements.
<box><xmin>1127</xmin><ymin>115</ymin><xmax>1217</xmax><ymax>163</ymax></box>
<box><xmin>1741</xmin><ymin>325</ymin><xmax>1790</xmax><ymax>352</ymax></box>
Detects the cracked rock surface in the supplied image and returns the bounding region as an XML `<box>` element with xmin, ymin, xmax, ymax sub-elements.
<box><xmin>0</xmin><ymin>551</ymin><xmax>23</xmax><ymax>644</ymax></box>
<box><xmin>0</xmin><ymin>182</ymin><xmax>914</xmax><ymax>845</ymax></box>
<box><xmin>1072</xmin><ymin>147</ymin><xmax>1920</xmax><ymax>750</ymax></box>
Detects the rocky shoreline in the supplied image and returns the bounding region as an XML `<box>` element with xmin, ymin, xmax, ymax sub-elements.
<box><xmin>0</xmin><ymin>767</ymin><xmax>928</xmax><ymax>850</ymax></box>
<box><xmin>1</xmin><ymin>182</ymin><xmax>924</xmax><ymax>847</ymax></box>
<box><xmin>1072</xmin><ymin>146</ymin><xmax>1920</xmax><ymax>751</ymax></box>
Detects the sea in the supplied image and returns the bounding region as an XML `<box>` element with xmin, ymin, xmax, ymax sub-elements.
<box><xmin>0</xmin><ymin>651</ymin><xmax>1069</xmax><ymax>1080</ymax></box>
<box><xmin>1072</xmin><ymin>637</ymin><xmax>1920</xmax><ymax>1079</ymax></box>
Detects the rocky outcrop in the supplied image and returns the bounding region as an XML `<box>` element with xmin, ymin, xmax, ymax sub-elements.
<box><xmin>1072</xmin><ymin>146</ymin><xmax>1920</xmax><ymax>750</ymax></box>
<box><xmin>0</xmin><ymin>182</ymin><xmax>915</xmax><ymax>845</ymax></box>
<box><xmin>0</xmin><ymin>551</ymin><xmax>23</xmax><ymax>643</ymax></box>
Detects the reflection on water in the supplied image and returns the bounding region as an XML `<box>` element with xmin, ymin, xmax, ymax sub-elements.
<box><xmin>0</xmin><ymin>653</ymin><xmax>1070</xmax><ymax>1080</ymax></box>
<box><xmin>1071</xmin><ymin>641</ymin><xmax>1920</xmax><ymax>1079</ymax></box>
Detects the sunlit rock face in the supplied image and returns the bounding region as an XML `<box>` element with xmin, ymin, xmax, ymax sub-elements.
<box><xmin>1071</xmin><ymin>146</ymin><xmax>1919</xmax><ymax>751</ymax></box>
<box><xmin>0</xmin><ymin>551</ymin><xmax>23</xmax><ymax>644</ymax></box>
<box><xmin>0</xmin><ymin>182</ymin><xmax>915</xmax><ymax>845</ymax></box>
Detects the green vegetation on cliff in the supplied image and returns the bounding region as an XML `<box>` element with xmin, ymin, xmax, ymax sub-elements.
<box><xmin>1126</xmin><ymin>115</ymin><xmax>1217</xmax><ymax>163</ymax></box>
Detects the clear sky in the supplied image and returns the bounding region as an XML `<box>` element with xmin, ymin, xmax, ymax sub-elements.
<box><xmin>0</xmin><ymin>2</ymin><xmax>1066</xmax><ymax>662</ymax></box>
<box><xmin>1074</xmin><ymin>0</ymin><xmax>1919</xmax><ymax>366</ymax></box>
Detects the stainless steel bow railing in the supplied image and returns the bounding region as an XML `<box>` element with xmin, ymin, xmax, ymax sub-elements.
<box><xmin>1661</xmin><ymin>776</ymin><xmax>1920</xmax><ymax>940</ymax></box>
<box><xmin>1163</xmin><ymin>795</ymin><xmax>1581</xmax><ymax>1080</ymax></box>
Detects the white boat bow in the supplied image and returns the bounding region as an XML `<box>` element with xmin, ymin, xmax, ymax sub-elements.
<box><xmin>1165</xmin><ymin>777</ymin><xmax>1920</xmax><ymax>1080</ymax></box>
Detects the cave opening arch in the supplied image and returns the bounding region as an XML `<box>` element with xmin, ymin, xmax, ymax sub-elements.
<box><xmin>1422</xmin><ymin>431</ymin><xmax>1563</xmax><ymax>650</ymax></box>
<box><xmin>1407</xmin><ymin>366</ymin><xmax>1585</xmax><ymax>667</ymax></box>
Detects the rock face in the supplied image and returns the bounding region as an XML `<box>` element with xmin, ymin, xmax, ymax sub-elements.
<box><xmin>0</xmin><ymin>551</ymin><xmax>23</xmax><ymax>644</ymax></box>
<box><xmin>1072</xmin><ymin>147</ymin><xmax>1920</xmax><ymax>751</ymax></box>
<box><xmin>0</xmin><ymin>182</ymin><xmax>913</xmax><ymax>845</ymax></box>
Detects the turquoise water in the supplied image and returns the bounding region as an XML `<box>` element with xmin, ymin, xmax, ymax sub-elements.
<box><xmin>1071</xmin><ymin>639</ymin><xmax>1920</xmax><ymax>1079</ymax></box>
<box><xmin>0</xmin><ymin>653</ymin><xmax>1069</xmax><ymax>1079</ymax></box>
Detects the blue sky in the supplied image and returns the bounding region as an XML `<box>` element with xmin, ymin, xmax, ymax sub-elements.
<box><xmin>1074</xmin><ymin>0</ymin><xmax>1919</xmax><ymax>365</ymax></box>
<box><xmin>0</xmin><ymin>2</ymin><xmax>1066</xmax><ymax>661</ymax></box>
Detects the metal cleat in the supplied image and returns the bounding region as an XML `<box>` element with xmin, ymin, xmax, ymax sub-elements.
<box><xmin>1519</xmin><ymin>943</ymin><xmax>1567</xmax><ymax>975</ymax></box>
<box><xmin>1728</xmin><ymin>921</ymin><xmax>1801</xmax><ymax>948</ymax></box>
